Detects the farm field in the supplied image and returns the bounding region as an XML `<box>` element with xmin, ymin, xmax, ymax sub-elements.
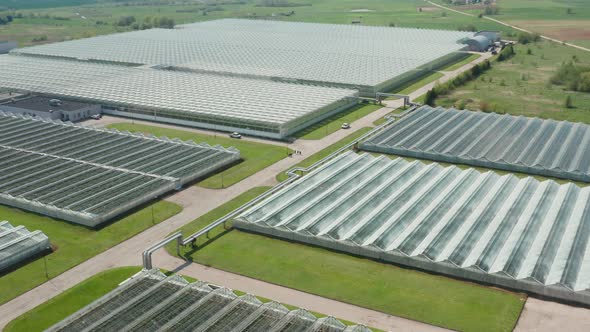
<box><xmin>435</xmin><ymin>40</ymin><xmax>590</xmax><ymax>122</ymax></box>
<box><xmin>436</xmin><ymin>0</ymin><xmax>590</xmax><ymax>47</ymax></box>
<box><xmin>166</xmin><ymin>187</ymin><xmax>526</xmax><ymax>332</ymax></box>
<box><xmin>0</xmin><ymin>0</ymin><xmax>514</xmax><ymax>46</ymax></box>
<box><xmin>107</xmin><ymin>123</ymin><xmax>291</xmax><ymax>189</ymax></box>
<box><xmin>0</xmin><ymin>201</ymin><xmax>181</xmax><ymax>306</ymax></box>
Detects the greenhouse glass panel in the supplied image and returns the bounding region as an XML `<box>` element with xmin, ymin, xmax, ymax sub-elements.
<box><xmin>46</xmin><ymin>269</ymin><xmax>371</xmax><ymax>332</ymax></box>
<box><xmin>0</xmin><ymin>220</ymin><xmax>50</xmax><ymax>272</ymax></box>
<box><xmin>361</xmin><ymin>106</ymin><xmax>590</xmax><ymax>182</ymax></box>
<box><xmin>0</xmin><ymin>112</ymin><xmax>240</xmax><ymax>226</ymax></box>
<box><xmin>236</xmin><ymin>151</ymin><xmax>590</xmax><ymax>305</ymax></box>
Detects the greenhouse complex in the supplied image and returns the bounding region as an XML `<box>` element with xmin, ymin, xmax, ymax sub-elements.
<box><xmin>48</xmin><ymin>269</ymin><xmax>371</xmax><ymax>332</ymax></box>
<box><xmin>236</xmin><ymin>151</ymin><xmax>590</xmax><ymax>305</ymax></box>
<box><xmin>13</xmin><ymin>19</ymin><xmax>472</xmax><ymax>96</ymax></box>
<box><xmin>0</xmin><ymin>112</ymin><xmax>239</xmax><ymax>227</ymax></box>
<box><xmin>361</xmin><ymin>105</ymin><xmax>590</xmax><ymax>182</ymax></box>
<box><xmin>0</xmin><ymin>55</ymin><xmax>356</xmax><ymax>139</ymax></box>
<box><xmin>0</xmin><ymin>220</ymin><xmax>50</xmax><ymax>272</ymax></box>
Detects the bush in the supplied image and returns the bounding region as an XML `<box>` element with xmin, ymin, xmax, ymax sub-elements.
<box><xmin>115</xmin><ymin>16</ymin><xmax>135</xmax><ymax>27</ymax></box>
<box><xmin>550</xmin><ymin>61</ymin><xmax>590</xmax><ymax>91</ymax></box>
<box><xmin>497</xmin><ymin>44</ymin><xmax>515</xmax><ymax>61</ymax></box>
<box><xmin>457</xmin><ymin>24</ymin><xmax>477</xmax><ymax>32</ymax></box>
<box><xmin>518</xmin><ymin>32</ymin><xmax>541</xmax><ymax>44</ymax></box>
<box><xmin>479</xmin><ymin>101</ymin><xmax>492</xmax><ymax>112</ymax></box>
<box><xmin>484</xmin><ymin>6</ymin><xmax>499</xmax><ymax>15</ymax></box>
<box><xmin>526</xmin><ymin>48</ymin><xmax>532</xmax><ymax>55</ymax></box>
<box><xmin>565</xmin><ymin>95</ymin><xmax>573</xmax><ymax>108</ymax></box>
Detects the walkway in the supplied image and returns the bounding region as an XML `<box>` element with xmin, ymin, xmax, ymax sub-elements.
<box><xmin>427</xmin><ymin>0</ymin><xmax>590</xmax><ymax>53</ymax></box>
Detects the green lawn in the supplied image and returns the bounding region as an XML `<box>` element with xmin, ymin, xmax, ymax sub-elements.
<box><xmin>166</xmin><ymin>188</ymin><xmax>526</xmax><ymax>332</ymax></box>
<box><xmin>107</xmin><ymin>123</ymin><xmax>291</xmax><ymax>189</ymax></box>
<box><xmin>440</xmin><ymin>53</ymin><xmax>481</xmax><ymax>72</ymax></box>
<box><xmin>294</xmin><ymin>104</ymin><xmax>382</xmax><ymax>140</ymax></box>
<box><xmin>4</xmin><ymin>266</ymin><xmax>142</xmax><ymax>332</ymax></box>
<box><xmin>278</xmin><ymin>127</ymin><xmax>373</xmax><ymax>182</ymax></box>
<box><xmin>436</xmin><ymin>40</ymin><xmax>590</xmax><ymax>122</ymax></box>
<box><xmin>0</xmin><ymin>201</ymin><xmax>181</xmax><ymax>306</ymax></box>
<box><xmin>0</xmin><ymin>0</ymin><xmax>515</xmax><ymax>46</ymax></box>
<box><xmin>5</xmin><ymin>265</ymin><xmax>384</xmax><ymax>332</ymax></box>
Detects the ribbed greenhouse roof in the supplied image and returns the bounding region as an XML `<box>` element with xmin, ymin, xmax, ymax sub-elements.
<box><xmin>362</xmin><ymin>106</ymin><xmax>590</xmax><ymax>182</ymax></box>
<box><xmin>13</xmin><ymin>19</ymin><xmax>472</xmax><ymax>87</ymax></box>
<box><xmin>0</xmin><ymin>220</ymin><xmax>50</xmax><ymax>272</ymax></box>
<box><xmin>237</xmin><ymin>151</ymin><xmax>590</xmax><ymax>305</ymax></box>
<box><xmin>0</xmin><ymin>112</ymin><xmax>239</xmax><ymax>226</ymax></box>
<box><xmin>47</xmin><ymin>269</ymin><xmax>372</xmax><ymax>332</ymax></box>
<box><xmin>0</xmin><ymin>54</ymin><xmax>357</xmax><ymax>134</ymax></box>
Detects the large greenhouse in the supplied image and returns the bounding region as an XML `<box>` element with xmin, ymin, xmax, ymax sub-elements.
<box><xmin>0</xmin><ymin>55</ymin><xmax>356</xmax><ymax>139</ymax></box>
<box><xmin>47</xmin><ymin>269</ymin><xmax>371</xmax><ymax>332</ymax></box>
<box><xmin>12</xmin><ymin>19</ymin><xmax>473</xmax><ymax>96</ymax></box>
<box><xmin>361</xmin><ymin>105</ymin><xmax>590</xmax><ymax>182</ymax></box>
<box><xmin>0</xmin><ymin>112</ymin><xmax>239</xmax><ymax>226</ymax></box>
<box><xmin>0</xmin><ymin>220</ymin><xmax>50</xmax><ymax>272</ymax></box>
<box><xmin>236</xmin><ymin>151</ymin><xmax>590</xmax><ymax>305</ymax></box>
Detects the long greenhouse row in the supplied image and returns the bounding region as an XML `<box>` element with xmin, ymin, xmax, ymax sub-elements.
<box><xmin>13</xmin><ymin>19</ymin><xmax>472</xmax><ymax>94</ymax></box>
<box><xmin>0</xmin><ymin>220</ymin><xmax>50</xmax><ymax>272</ymax></box>
<box><xmin>236</xmin><ymin>151</ymin><xmax>590</xmax><ymax>305</ymax></box>
<box><xmin>0</xmin><ymin>54</ymin><xmax>357</xmax><ymax>138</ymax></box>
<box><xmin>0</xmin><ymin>113</ymin><xmax>239</xmax><ymax>226</ymax></box>
<box><xmin>362</xmin><ymin>106</ymin><xmax>590</xmax><ymax>182</ymax></box>
<box><xmin>48</xmin><ymin>269</ymin><xmax>371</xmax><ymax>332</ymax></box>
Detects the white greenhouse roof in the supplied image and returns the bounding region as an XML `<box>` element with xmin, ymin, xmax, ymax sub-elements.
<box><xmin>0</xmin><ymin>220</ymin><xmax>50</xmax><ymax>272</ymax></box>
<box><xmin>13</xmin><ymin>19</ymin><xmax>472</xmax><ymax>87</ymax></box>
<box><xmin>362</xmin><ymin>106</ymin><xmax>590</xmax><ymax>182</ymax></box>
<box><xmin>47</xmin><ymin>269</ymin><xmax>372</xmax><ymax>332</ymax></box>
<box><xmin>237</xmin><ymin>151</ymin><xmax>590</xmax><ymax>305</ymax></box>
<box><xmin>0</xmin><ymin>55</ymin><xmax>357</xmax><ymax>133</ymax></box>
<box><xmin>0</xmin><ymin>112</ymin><xmax>239</xmax><ymax>226</ymax></box>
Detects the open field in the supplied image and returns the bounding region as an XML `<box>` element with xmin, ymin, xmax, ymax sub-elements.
<box><xmin>437</xmin><ymin>0</ymin><xmax>590</xmax><ymax>45</ymax></box>
<box><xmin>167</xmin><ymin>187</ymin><xmax>526</xmax><ymax>332</ymax></box>
<box><xmin>0</xmin><ymin>201</ymin><xmax>181</xmax><ymax>306</ymax></box>
<box><xmin>436</xmin><ymin>40</ymin><xmax>590</xmax><ymax>122</ymax></box>
<box><xmin>0</xmin><ymin>0</ymin><xmax>515</xmax><ymax>46</ymax></box>
<box><xmin>107</xmin><ymin>123</ymin><xmax>291</xmax><ymax>189</ymax></box>
<box><xmin>294</xmin><ymin>104</ymin><xmax>381</xmax><ymax>140</ymax></box>
<box><xmin>278</xmin><ymin>127</ymin><xmax>373</xmax><ymax>182</ymax></box>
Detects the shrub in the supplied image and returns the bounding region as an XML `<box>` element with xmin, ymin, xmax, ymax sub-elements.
<box><xmin>518</xmin><ymin>32</ymin><xmax>541</xmax><ymax>44</ymax></box>
<box><xmin>565</xmin><ymin>95</ymin><xmax>573</xmax><ymax>108</ymax></box>
<box><xmin>497</xmin><ymin>44</ymin><xmax>515</xmax><ymax>61</ymax></box>
<box><xmin>527</xmin><ymin>48</ymin><xmax>532</xmax><ymax>55</ymax></box>
<box><xmin>115</xmin><ymin>16</ymin><xmax>135</xmax><ymax>27</ymax></box>
<box><xmin>479</xmin><ymin>101</ymin><xmax>491</xmax><ymax>112</ymax></box>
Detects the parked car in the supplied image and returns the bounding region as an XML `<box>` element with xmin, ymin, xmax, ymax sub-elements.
<box><xmin>229</xmin><ymin>132</ymin><xmax>242</xmax><ymax>139</ymax></box>
<box><xmin>341</xmin><ymin>123</ymin><xmax>351</xmax><ymax>129</ymax></box>
<box><xmin>90</xmin><ymin>114</ymin><xmax>102</xmax><ymax>120</ymax></box>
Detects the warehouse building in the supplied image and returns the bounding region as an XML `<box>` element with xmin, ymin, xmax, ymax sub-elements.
<box><xmin>48</xmin><ymin>269</ymin><xmax>372</xmax><ymax>332</ymax></box>
<box><xmin>361</xmin><ymin>106</ymin><xmax>590</xmax><ymax>182</ymax></box>
<box><xmin>0</xmin><ymin>95</ymin><xmax>101</xmax><ymax>122</ymax></box>
<box><xmin>0</xmin><ymin>112</ymin><xmax>240</xmax><ymax>226</ymax></box>
<box><xmin>236</xmin><ymin>151</ymin><xmax>590</xmax><ymax>305</ymax></box>
<box><xmin>0</xmin><ymin>220</ymin><xmax>50</xmax><ymax>272</ymax></box>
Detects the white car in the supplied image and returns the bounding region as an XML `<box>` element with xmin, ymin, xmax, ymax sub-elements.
<box><xmin>229</xmin><ymin>132</ymin><xmax>242</xmax><ymax>139</ymax></box>
<box><xmin>341</xmin><ymin>123</ymin><xmax>351</xmax><ymax>129</ymax></box>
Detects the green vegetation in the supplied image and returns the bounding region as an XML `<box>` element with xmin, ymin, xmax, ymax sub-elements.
<box><xmin>550</xmin><ymin>60</ymin><xmax>590</xmax><ymax>92</ymax></box>
<box><xmin>166</xmin><ymin>188</ymin><xmax>526</xmax><ymax>332</ymax></box>
<box><xmin>497</xmin><ymin>44</ymin><xmax>515</xmax><ymax>62</ymax></box>
<box><xmin>294</xmin><ymin>104</ymin><xmax>380</xmax><ymax>140</ymax></box>
<box><xmin>6</xmin><ymin>265</ymin><xmax>384</xmax><ymax>332</ymax></box>
<box><xmin>278</xmin><ymin>127</ymin><xmax>373</xmax><ymax>182</ymax></box>
<box><xmin>440</xmin><ymin>53</ymin><xmax>480</xmax><ymax>72</ymax></box>
<box><xmin>5</xmin><ymin>266</ymin><xmax>142</xmax><ymax>332</ymax></box>
<box><xmin>0</xmin><ymin>201</ymin><xmax>181</xmax><ymax>305</ymax></box>
<box><xmin>388</xmin><ymin>72</ymin><xmax>444</xmax><ymax>96</ymax></box>
<box><xmin>0</xmin><ymin>0</ymin><xmax>514</xmax><ymax>46</ymax></box>
<box><xmin>436</xmin><ymin>40</ymin><xmax>590</xmax><ymax>122</ymax></box>
<box><xmin>107</xmin><ymin>123</ymin><xmax>291</xmax><ymax>189</ymax></box>
<box><xmin>425</xmin><ymin>59</ymin><xmax>492</xmax><ymax>106</ymax></box>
